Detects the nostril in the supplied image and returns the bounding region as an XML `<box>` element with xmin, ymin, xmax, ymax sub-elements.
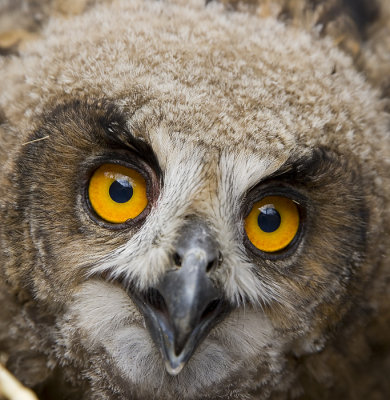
<box><xmin>173</xmin><ymin>252</ymin><xmax>182</xmax><ymax>267</ymax></box>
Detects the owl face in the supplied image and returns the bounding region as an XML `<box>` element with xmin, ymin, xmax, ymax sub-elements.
<box><xmin>7</xmin><ymin>97</ymin><xmax>367</xmax><ymax>397</ymax></box>
<box><xmin>0</xmin><ymin>1</ymin><xmax>387</xmax><ymax>399</ymax></box>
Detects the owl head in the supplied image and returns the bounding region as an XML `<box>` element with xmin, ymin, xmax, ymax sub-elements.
<box><xmin>0</xmin><ymin>0</ymin><xmax>389</xmax><ymax>399</ymax></box>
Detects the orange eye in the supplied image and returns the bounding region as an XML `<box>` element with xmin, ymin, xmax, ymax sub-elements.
<box><xmin>88</xmin><ymin>164</ymin><xmax>148</xmax><ymax>224</ymax></box>
<box><xmin>244</xmin><ymin>196</ymin><xmax>300</xmax><ymax>253</ymax></box>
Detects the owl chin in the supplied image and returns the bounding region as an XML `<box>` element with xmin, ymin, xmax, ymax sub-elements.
<box><xmin>68</xmin><ymin>279</ymin><xmax>285</xmax><ymax>398</ymax></box>
<box><xmin>102</xmin><ymin>320</ymin><xmax>283</xmax><ymax>400</ymax></box>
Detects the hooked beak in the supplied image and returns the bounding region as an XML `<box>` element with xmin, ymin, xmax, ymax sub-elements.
<box><xmin>132</xmin><ymin>219</ymin><xmax>231</xmax><ymax>375</ymax></box>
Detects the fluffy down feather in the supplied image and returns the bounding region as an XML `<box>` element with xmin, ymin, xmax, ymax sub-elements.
<box><xmin>0</xmin><ymin>1</ymin><xmax>389</xmax><ymax>399</ymax></box>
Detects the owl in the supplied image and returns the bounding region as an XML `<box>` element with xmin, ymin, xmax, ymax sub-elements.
<box><xmin>0</xmin><ymin>0</ymin><xmax>389</xmax><ymax>399</ymax></box>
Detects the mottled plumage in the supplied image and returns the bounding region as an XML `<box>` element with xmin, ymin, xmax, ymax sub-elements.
<box><xmin>0</xmin><ymin>1</ymin><xmax>389</xmax><ymax>399</ymax></box>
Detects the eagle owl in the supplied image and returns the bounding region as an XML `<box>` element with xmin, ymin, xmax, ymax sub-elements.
<box><xmin>0</xmin><ymin>0</ymin><xmax>389</xmax><ymax>399</ymax></box>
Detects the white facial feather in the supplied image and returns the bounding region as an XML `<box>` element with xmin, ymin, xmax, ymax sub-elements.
<box><xmin>89</xmin><ymin>132</ymin><xmax>291</xmax><ymax>305</ymax></box>
<box><xmin>209</xmin><ymin>150</ymin><xmax>290</xmax><ymax>305</ymax></box>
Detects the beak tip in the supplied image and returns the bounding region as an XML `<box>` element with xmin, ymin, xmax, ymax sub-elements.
<box><xmin>165</xmin><ymin>359</ymin><xmax>186</xmax><ymax>376</ymax></box>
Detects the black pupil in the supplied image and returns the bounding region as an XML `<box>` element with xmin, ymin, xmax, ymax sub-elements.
<box><xmin>109</xmin><ymin>179</ymin><xmax>133</xmax><ymax>203</ymax></box>
<box><xmin>257</xmin><ymin>207</ymin><xmax>281</xmax><ymax>233</ymax></box>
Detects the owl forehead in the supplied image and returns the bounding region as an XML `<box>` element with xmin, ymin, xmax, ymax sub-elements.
<box><xmin>139</xmin><ymin>122</ymin><xmax>291</xmax><ymax>201</ymax></box>
<box><xmin>122</xmin><ymin>90</ymin><xmax>298</xmax><ymax>158</ymax></box>
<box><xmin>81</xmin><ymin>94</ymin><xmax>294</xmax><ymax>212</ymax></box>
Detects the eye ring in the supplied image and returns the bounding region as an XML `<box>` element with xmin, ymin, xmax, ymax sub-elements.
<box><xmin>244</xmin><ymin>195</ymin><xmax>301</xmax><ymax>254</ymax></box>
<box><xmin>81</xmin><ymin>152</ymin><xmax>160</xmax><ymax>230</ymax></box>
<box><xmin>88</xmin><ymin>163</ymin><xmax>148</xmax><ymax>224</ymax></box>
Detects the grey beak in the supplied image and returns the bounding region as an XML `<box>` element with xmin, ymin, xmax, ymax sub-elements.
<box><xmin>133</xmin><ymin>219</ymin><xmax>230</xmax><ymax>375</ymax></box>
